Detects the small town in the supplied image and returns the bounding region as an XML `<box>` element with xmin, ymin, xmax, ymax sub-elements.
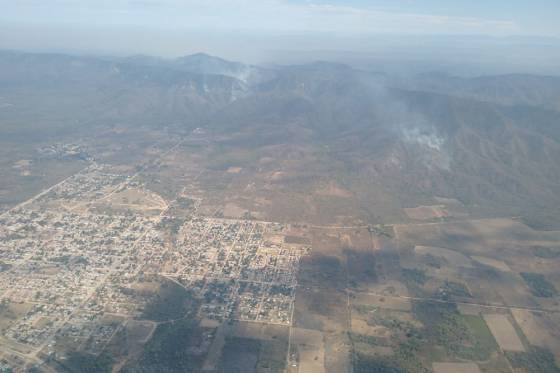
<box><xmin>0</xmin><ymin>165</ymin><xmax>309</xmax><ymax>370</ymax></box>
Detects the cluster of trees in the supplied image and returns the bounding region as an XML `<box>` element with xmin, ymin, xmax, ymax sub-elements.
<box><xmin>532</xmin><ymin>246</ymin><xmax>560</xmax><ymax>259</ymax></box>
<box><xmin>507</xmin><ymin>347</ymin><xmax>560</xmax><ymax>373</ymax></box>
<box><xmin>57</xmin><ymin>351</ymin><xmax>114</xmax><ymax>373</ymax></box>
<box><xmin>157</xmin><ymin>216</ymin><xmax>185</xmax><ymax>235</ymax></box>
<box><xmin>437</xmin><ymin>280</ymin><xmax>471</xmax><ymax>300</ymax></box>
<box><xmin>413</xmin><ymin>301</ymin><xmax>496</xmax><ymax>361</ymax></box>
<box><xmin>402</xmin><ymin>268</ymin><xmax>427</xmax><ymax>286</ymax></box>
<box><xmin>142</xmin><ymin>281</ymin><xmax>199</xmax><ymax>322</ymax></box>
<box><xmin>521</xmin><ymin>272</ymin><xmax>558</xmax><ymax>298</ymax></box>
<box><xmin>354</xmin><ymin>354</ymin><xmax>407</xmax><ymax>373</ymax></box>
<box><xmin>124</xmin><ymin>319</ymin><xmax>202</xmax><ymax>373</ymax></box>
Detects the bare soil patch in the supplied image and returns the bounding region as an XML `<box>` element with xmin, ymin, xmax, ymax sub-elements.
<box><xmin>483</xmin><ymin>314</ymin><xmax>525</xmax><ymax>352</ymax></box>
<box><xmin>471</xmin><ymin>256</ymin><xmax>511</xmax><ymax>272</ymax></box>
<box><xmin>511</xmin><ymin>309</ymin><xmax>560</xmax><ymax>353</ymax></box>
<box><xmin>226</xmin><ymin>167</ymin><xmax>242</xmax><ymax>173</ymax></box>
<box><xmin>352</xmin><ymin>292</ymin><xmax>411</xmax><ymax>312</ymax></box>
<box><xmin>291</xmin><ymin>327</ymin><xmax>325</xmax><ymax>373</ymax></box>
<box><xmin>404</xmin><ymin>205</ymin><xmax>449</xmax><ymax>220</ymax></box>
<box><xmin>315</xmin><ymin>181</ymin><xmax>352</xmax><ymax>198</ymax></box>
<box><xmin>223</xmin><ymin>202</ymin><xmax>248</xmax><ymax>218</ymax></box>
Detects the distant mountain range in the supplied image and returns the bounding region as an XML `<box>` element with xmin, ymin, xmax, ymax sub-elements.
<box><xmin>1</xmin><ymin>50</ymin><xmax>559</xmax><ymax>228</ymax></box>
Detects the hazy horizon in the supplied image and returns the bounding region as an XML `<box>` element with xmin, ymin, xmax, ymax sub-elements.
<box><xmin>2</xmin><ymin>30</ymin><xmax>560</xmax><ymax>77</ymax></box>
<box><xmin>1</xmin><ymin>1</ymin><xmax>560</xmax><ymax>76</ymax></box>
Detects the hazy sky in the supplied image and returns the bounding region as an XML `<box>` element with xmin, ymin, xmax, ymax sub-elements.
<box><xmin>0</xmin><ymin>0</ymin><xmax>559</xmax><ymax>71</ymax></box>
<box><xmin>1</xmin><ymin>0</ymin><xmax>559</xmax><ymax>36</ymax></box>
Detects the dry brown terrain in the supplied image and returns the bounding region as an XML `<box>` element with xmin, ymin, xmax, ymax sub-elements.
<box><xmin>483</xmin><ymin>314</ymin><xmax>525</xmax><ymax>352</ymax></box>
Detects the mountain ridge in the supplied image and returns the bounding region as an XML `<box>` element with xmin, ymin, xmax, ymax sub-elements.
<box><xmin>1</xmin><ymin>50</ymin><xmax>560</xmax><ymax>228</ymax></box>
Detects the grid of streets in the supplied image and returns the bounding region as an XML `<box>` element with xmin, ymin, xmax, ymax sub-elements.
<box><xmin>0</xmin><ymin>164</ymin><xmax>309</xmax><ymax>366</ymax></box>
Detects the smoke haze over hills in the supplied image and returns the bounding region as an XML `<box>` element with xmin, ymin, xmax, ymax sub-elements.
<box><xmin>2</xmin><ymin>3</ymin><xmax>560</xmax><ymax>372</ymax></box>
